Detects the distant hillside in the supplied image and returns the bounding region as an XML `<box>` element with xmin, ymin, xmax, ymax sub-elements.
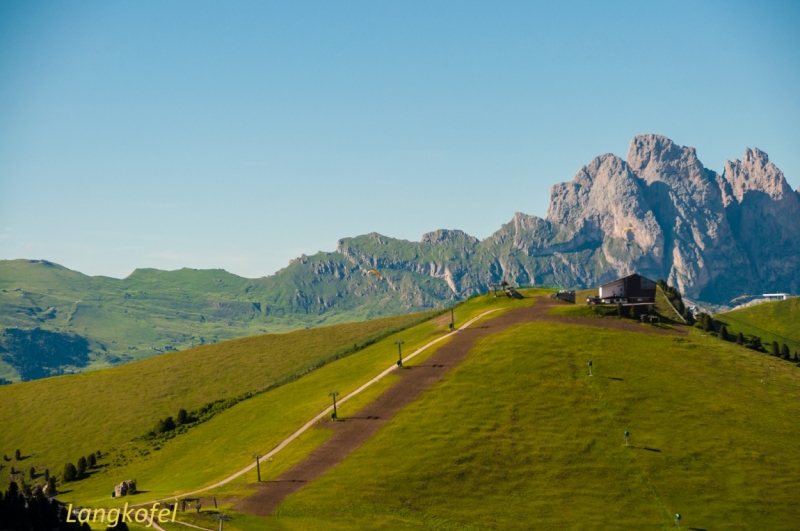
<box><xmin>0</xmin><ymin>259</ymin><xmax>454</xmax><ymax>381</ymax></box>
<box><xmin>715</xmin><ymin>297</ymin><xmax>800</xmax><ymax>353</ymax></box>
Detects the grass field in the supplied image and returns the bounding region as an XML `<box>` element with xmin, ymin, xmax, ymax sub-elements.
<box><xmin>253</xmin><ymin>322</ymin><xmax>800</xmax><ymax>530</ymax></box>
<box><xmin>715</xmin><ymin>298</ymin><xmax>800</xmax><ymax>353</ymax></box>
<box><xmin>0</xmin><ymin>290</ymin><xmax>542</xmax><ymax>513</ymax></box>
<box><xmin>0</xmin><ymin>311</ymin><xmax>433</xmax><ymax>493</ymax></box>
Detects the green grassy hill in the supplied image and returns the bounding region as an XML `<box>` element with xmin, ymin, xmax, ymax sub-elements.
<box><xmin>6</xmin><ymin>290</ymin><xmax>799</xmax><ymax>530</ymax></box>
<box><xmin>715</xmin><ymin>298</ymin><xmax>800</xmax><ymax>353</ymax></box>
<box><xmin>270</xmin><ymin>321</ymin><xmax>800</xmax><ymax>530</ymax></box>
<box><xmin>0</xmin><ymin>310</ymin><xmax>435</xmax><ymax>492</ymax></box>
<box><xmin>0</xmin><ymin>291</ymin><xmax>538</xmax><ymax>508</ymax></box>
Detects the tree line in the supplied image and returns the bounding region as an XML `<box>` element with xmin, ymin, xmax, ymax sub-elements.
<box><xmin>695</xmin><ymin>312</ymin><xmax>799</xmax><ymax>361</ymax></box>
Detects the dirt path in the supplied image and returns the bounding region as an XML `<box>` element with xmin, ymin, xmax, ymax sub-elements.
<box><xmin>236</xmin><ymin>298</ymin><xmax>681</xmax><ymax>516</ymax></box>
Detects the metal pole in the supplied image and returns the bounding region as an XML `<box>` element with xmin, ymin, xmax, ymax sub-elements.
<box><xmin>252</xmin><ymin>454</ymin><xmax>262</xmax><ymax>482</ymax></box>
<box><xmin>329</xmin><ymin>391</ymin><xmax>339</xmax><ymax>419</ymax></box>
<box><xmin>395</xmin><ymin>340</ymin><xmax>404</xmax><ymax>367</ymax></box>
<box><xmin>450</xmin><ymin>308</ymin><xmax>455</xmax><ymax>330</ymax></box>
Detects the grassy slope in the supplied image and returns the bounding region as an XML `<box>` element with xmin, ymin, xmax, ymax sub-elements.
<box><xmin>266</xmin><ymin>322</ymin><xmax>800</xmax><ymax>530</ymax></box>
<box><xmin>715</xmin><ymin>298</ymin><xmax>800</xmax><ymax>352</ymax></box>
<box><xmin>0</xmin><ymin>311</ymin><xmax>430</xmax><ymax>489</ymax></box>
<box><xmin>0</xmin><ymin>290</ymin><xmax>541</xmax><ymax>508</ymax></box>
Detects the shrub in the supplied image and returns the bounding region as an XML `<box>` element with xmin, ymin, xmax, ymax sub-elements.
<box><xmin>157</xmin><ymin>416</ymin><xmax>176</xmax><ymax>433</ymax></box>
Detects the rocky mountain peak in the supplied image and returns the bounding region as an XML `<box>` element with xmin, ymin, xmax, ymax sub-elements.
<box><xmin>720</xmin><ymin>147</ymin><xmax>794</xmax><ymax>204</ymax></box>
<box><xmin>421</xmin><ymin>229</ymin><xmax>478</xmax><ymax>246</ymax></box>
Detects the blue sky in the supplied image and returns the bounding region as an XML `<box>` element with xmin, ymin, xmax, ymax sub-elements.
<box><xmin>1</xmin><ymin>1</ymin><xmax>798</xmax><ymax>278</ymax></box>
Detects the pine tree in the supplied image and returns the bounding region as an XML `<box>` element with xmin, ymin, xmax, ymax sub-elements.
<box><xmin>736</xmin><ymin>332</ymin><xmax>744</xmax><ymax>345</ymax></box>
<box><xmin>44</xmin><ymin>469</ymin><xmax>49</xmax><ymax>481</ymax></box>
<box><xmin>177</xmin><ymin>409</ymin><xmax>188</xmax><ymax>425</ymax></box>
<box><xmin>87</xmin><ymin>454</ymin><xmax>96</xmax><ymax>468</ymax></box>
<box><xmin>29</xmin><ymin>467</ymin><xmax>35</xmax><ymax>480</ymax></box>
<box><xmin>719</xmin><ymin>325</ymin><xmax>729</xmax><ymax>341</ymax></box>
<box><xmin>770</xmin><ymin>341</ymin><xmax>780</xmax><ymax>357</ymax></box>
<box><xmin>47</xmin><ymin>476</ymin><xmax>57</xmax><ymax>495</ymax></box>
<box><xmin>14</xmin><ymin>449</ymin><xmax>20</xmax><ymax>460</ymax></box>
<box><xmin>750</xmin><ymin>336</ymin><xmax>763</xmax><ymax>351</ymax></box>
<box><xmin>63</xmin><ymin>463</ymin><xmax>77</xmax><ymax>482</ymax></box>
<box><xmin>77</xmin><ymin>457</ymin><xmax>87</xmax><ymax>479</ymax></box>
<box><xmin>780</xmin><ymin>344</ymin><xmax>790</xmax><ymax>359</ymax></box>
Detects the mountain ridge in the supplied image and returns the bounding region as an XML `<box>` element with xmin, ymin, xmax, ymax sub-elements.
<box><xmin>2</xmin><ymin>134</ymin><xmax>797</xmax><ymax>380</ymax></box>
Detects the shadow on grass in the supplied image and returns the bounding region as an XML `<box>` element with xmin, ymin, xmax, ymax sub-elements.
<box><xmin>630</xmin><ymin>446</ymin><xmax>662</xmax><ymax>453</ymax></box>
<box><xmin>344</xmin><ymin>416</ymin><xmax>381</xmax><ymax>420</ymax></box>
<box><xmin>598</xmin><ymin>376</ymin><xmax>624</xmax><ymax>381</ymax></box>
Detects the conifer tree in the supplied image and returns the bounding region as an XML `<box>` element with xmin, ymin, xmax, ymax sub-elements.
<box><xmin>737</xmin><ymin>332</ymin><xmax>744</xmax><ymax>345</ymax></box>
<box><xmin>14</xmin><ymin>449</ymin><xmax>20</xmax><ymax>460</ymax></box>
<box><xmin>29</xmin><ymin>467</ymin><xmax>35</xmax><ymax>480</ymax></box>
<box><xmin>44</xmin><ymin>468</ymin><xmax>49</xmax><ymax>481</ymax></box>
<box><xmin>47</xmin><ymin>475</ymin><xmax>57</xmax><ymax>495</ymax></box>
<box><xmin>77</xmin><ymin>457</ymin><xmax>87</xmax><ymax>478</ymax></box>
<box><xmin>770</xmin><ymin>341</ymin><xmax>780</xmax><ymax>357</ymax></box>
<box><xmin>87</xmin><ymin>454</ymin><xmax>96</xmax><ymax>468</ymax></box>
<box><xmin>780</xmin><ymin>344</ymin><xmax>790</xmax><ymax>359</ymax></box>
<box><xmin>63</xmin><ymin>463</ymin><xmax>77</xmax><ymax>482</ymax></box>
<box><xmin>750</xmin><ymin>336</ymin><xmax>763</xmax><ymax>351</ymax></box>
<box><xmin>719</xmin><ymin>325</ymin><xmax>729</xmax><ymax>341</ymax></box>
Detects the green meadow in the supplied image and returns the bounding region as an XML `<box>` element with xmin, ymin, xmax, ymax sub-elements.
<box><xmin>0</xmin><ymin>291</ymin><xmax>539</xmax><ymax>510</ymax></box>
<box><xmin>260</xmin><ymin>322</ymin><xmax>800</xmax><ymax>530</ymax></box>
<box><xmin>715</xmin><ymin>297</ymin><xmax>800</xmax><ymax>352</ymax></box>
<box><xmin>0</xmin><ymin>311</ymin><xmax>430</xmax><ymax>493</ymax></box>
<box><xmin>7</xmin><ymin>288</ymin><xmax>797</xmax><ymax>530</ymax></box>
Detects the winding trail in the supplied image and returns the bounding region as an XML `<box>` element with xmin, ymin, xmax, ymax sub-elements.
<box><xmin>236</xmin><ymin>298</ymin><xmax>682</xmax><ymax>516</ymax></box>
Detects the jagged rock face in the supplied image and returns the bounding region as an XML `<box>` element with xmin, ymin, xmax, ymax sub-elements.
<box><xmin>719</xmin><ymin>149</ymin><xmax>800</xmax><ymax>295</ymax></box>
<box><xmin>288</xmin><ymin>134</ymin><xmax>797</xmax><ymax>304</ymax></box>
<box><xmin>624</xmin><ymin>134</ymin><xmax>752</xmax><ymax>300</ymax></box>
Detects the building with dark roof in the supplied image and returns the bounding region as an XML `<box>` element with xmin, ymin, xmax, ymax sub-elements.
<box><xmin>587</xmin><ymin>274</ymin><xmax>657</xmax><ymax>305</ymax></box>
